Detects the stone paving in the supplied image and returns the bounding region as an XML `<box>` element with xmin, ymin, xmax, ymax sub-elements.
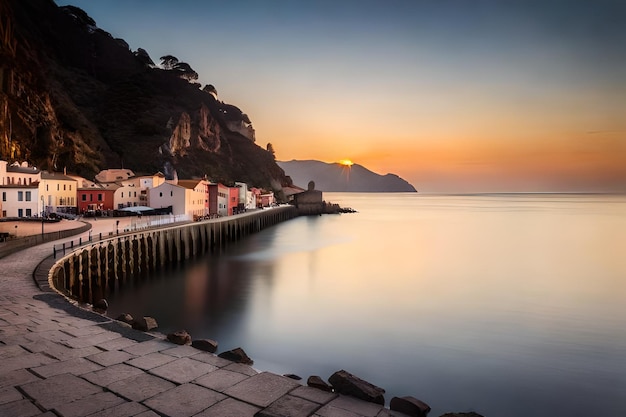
<box><xmin>0</xmin><ymin>218</ymin><xmax>411</xmax><ymax>417</ymax></box>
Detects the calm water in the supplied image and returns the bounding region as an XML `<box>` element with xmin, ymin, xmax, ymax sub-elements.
<box><xmin>107</xmin><ymin>193</ymin><xmax>626</xmax><ymax>417</ymax></box>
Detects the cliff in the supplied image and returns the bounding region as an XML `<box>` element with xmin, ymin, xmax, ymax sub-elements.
<box><xmin>0</xmin><ymin>0</ymin><xmax>291</xmax><ymax>196</ymax></box>
<box><xmin>277</xmin><ymin>160</ymin><xmax>417</xmax><ymax>192</ymax></box>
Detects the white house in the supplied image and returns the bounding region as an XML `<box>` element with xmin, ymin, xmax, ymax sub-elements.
<box><xmin>39</xmin><ymin>172</ymin><xmax>77</xmax><ymax>215</ymax></box>
<box><xmin>0</xmin><ymin>184</ymin><xmax>39</xmax><ymax>217</ymax></box>
<box><xmin>177</xmin><ymin>179</ymin><xmax>209</xmax><ymax>218</ymax></box>
<box><xmin>235</xmin><ymin>181</ymin><xmax>256</xmax><ymax>210</ymax></box>
<box><xmin>148</xmin><ymin>182</ymin><xmax>187</xmax><ymax>217</ymax></box>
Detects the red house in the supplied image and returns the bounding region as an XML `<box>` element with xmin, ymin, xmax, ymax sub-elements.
<box><xmin>77</xmin><ymin>183</ymin><xmax>118</xmax><ymax>213</ymax></box>
<box><xmin>228</xmin><ymin>186</ymin><xmax>239</xmax><ymax>215</ymax></box>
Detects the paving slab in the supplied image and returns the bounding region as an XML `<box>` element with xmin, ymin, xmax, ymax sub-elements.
<box><xmin>53</xmin><ymin>391</ymin><xmax>126</xmax><ymax>417</ymax></box>
<box><xmin>122</xmin><ymin>339</ymin><xmax>173</xmax><ymax>356</ymax></box>
<box><xmin>0</xmin><ymin>398</ymin><xmax>42</xmax><ymax>417</ymax></box>
<box><xmin>84</xmin><ymin>401</ymin><xmax>150</xmax><ymax>417</ymax></box>
<box><xmin>86</xmin><ymin>349</ymin><xmax>136</xmax><ymax>366</ymax></box>
<box><xmin>223</xmin><ymin>372</ymin><xmax>300</xmax><ymax>408</ymax></box>
<box><xmin>161</xmin><ymin>344</ymin><xmax>199</xmax><ymax>358</ymax></box>
<box><xmin>82</xmin><ymin>363</ymin><xmax>144</xmax><ymax>387</ymax></box>
<box><xmin>125</xmin><ymin>351</ymin><xmax>177</xmax><ymax>370</ymax></box>
<box><xmin>0</xmin><ymin>352</ymin><xmax>57</xmax><ymax>374</ymax></box>
<box><xmin>0</xmin><ymin>369</ymin><xmax>42</xmax><ymax>389</ymax></box>
<box><xmin>322</xmin><ymin>396</ymin><xmax>385</xmax><ymax>417</ymax></box>
<box><xmin>291</xmin><ymin>386</ymin><xmax>338</xmax><ymax>404</ymax></box>
<box><xmin>149</xmin><ymin>357</ymin><xmax>218</xmax><ymax>384</ymax></box>
<box><xmin>257</xmin><ymin>394</ymin><xmax>322</xmax><ymax>417</ymax></box>
<box><xmin>20</xmin><ymin>339</ymin><xmax>101</xmax><ymax>361</ymax></box>
<box><xmin>30</xmin><ymin>357</ymin><xmax>103</xmax><ymax>378</ymax></box>
<box><xmin>60</xmin><ymin>330</ymin><xmax>122</xmax><ymax>349</ymax></box>
<box><xmin>194</xmin><ymin>397</ymin><xmax>261</xmax><ymax>417</ymax></box>
<box><xmin>190</xmin><ymin>351</ymin><xmax>233</xmax><ymax>368</ymax></box>
<box><xmin>194</xmin><ymin>368</ymin><xmax>250</xmax><ymax>392</ymax></box>
<box><xmin>19</xmin><ymin>373</ymin><xmax>103</xmax><ymax>410</ymax></box>
<box><xmin>222</xmin><ymin>362</ymin><xmax>259</xmax><ymax>376</ymax></box>
<box><xmin>107</xmin><ymin>372</ymin><xmax>176</xmax><ymax>402</ymax></box>
<box><xmin>0</xmin><ymin>386</ymin><xmax>24</xmax><ymax>405</ymax></box>
<box><xmin>143</xmin><ymin>383</ymin><xmax>226</xmax><ymax>417</ymax></box>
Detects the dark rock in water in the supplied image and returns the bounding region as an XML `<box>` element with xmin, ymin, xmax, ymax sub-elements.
<box><xmin>132</xmin><ymin>316</ymin><xmax>158</xmax><ymax>332</ymax></box>
<box><xmin>116</xmin><ymin>313</ymin><xmax>134</xmax><ymax>325</ymax></box>
<box><xmin>93</xmin><ymin>299</ymin><xmax>108</xmax><ymax>312</ymax></box>
<box><xmin>192</xmin><ymin>339</ymin><xmax>218</xmax><ymax>353</ymax></box>
<box><xmin>328</xmin><ymin>369</ymin><xmax>385</xmax><ymax>405</ymax></box>
<box><xmin>283</xmin><ymin>374</ymin><xmax>302</xmax><ymax>380</ymax></box>
<box><xmin>218</xmin><ymin>347</ymin><xmax>253</xmax><ymax>365</ymax></box>
<box><xmin>167</xmin><ymin>330</ymin><xmax>191</xmax><ymax>345</ymax></box>
<box><xmin>390</xmin><ymin>396</ymin><xmax>431</xmax><ymax>417</ymax></box>
<box><xmin>307</xmin><ymin>375</ymin><xmax>333</xmax><ymax>392</ymax></box>
<box><xmin>439</xmin><ymin>413</ymin><xmax>485</xmax><ymax>417</ymax></box>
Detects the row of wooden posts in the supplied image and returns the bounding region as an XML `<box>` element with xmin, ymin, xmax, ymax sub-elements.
<box><xmin>49</xmin><ymin>207</ymin><xmax>297</xmax><ymax>305</ymax></box>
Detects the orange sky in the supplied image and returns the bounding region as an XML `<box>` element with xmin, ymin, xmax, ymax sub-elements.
<box><xmin>58</xmin><ymin>0</ymin><xmax>626</xmax><ymax>192</ymax></box>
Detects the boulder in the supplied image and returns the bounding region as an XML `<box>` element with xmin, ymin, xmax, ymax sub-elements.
<box><xmin>218</xmin><ymin>347</ymin><xmax>253</xmax><ymax>365</ymax></box>
<box><xmin>283</xmin><ymin>374</ymin><xmax>302</xmax><ymax>380</ymax></box>
<box><xmin>191</xmin><ymin>339</ymin><xmax>218</xmax><ymax>353</ymax></box>
<box><xmin>390</xmin><ymin>396</ymin><xmax>431</xmax><ymax>417</ymax></box>
<box><xmin>439</xmin><ymin>413</ymin><xmax>484</xmax><ymax>417</ymax></box>
<box><xmin>307</xmin><ymin>375</ymin><xmax>333</xmax><ymax>392</ymax></box>
<box><xmin>93</xmin><ymin>299</ymin><xmax>108</xmax><ymax>313</ymax></box>
<box><xmin>167</xmin><ymin>330</ymin><xmax>192</xmax><ymax>345</ymax></box>
<box><xmin>328</xmin><ymin>370</ymin><xmax>385</xmax><ymax>405</ymax></box>
<box><xmin>132</xmin><ymin>316</ymin><xmax>158</xmax><ymax>332</ymax></box>
<box><xmin>116</xmin><ymin>313</ymin><xmax>134</xmax><ymax>325</ymax></box>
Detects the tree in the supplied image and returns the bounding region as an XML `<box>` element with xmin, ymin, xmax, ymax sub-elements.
<box><xmin>173</xmin><ymin>62</ymin><xmax>198</xmax><ymax>81</ymax></box>
<box><xmin>266</xmin><ymin>143</ymin><xmax>275</xmax><ymax>159</ymax></box>
<box><xmin>159</xmin><ymin>55</ymin><xmax>179</xmax><ymax>70</ymax></box>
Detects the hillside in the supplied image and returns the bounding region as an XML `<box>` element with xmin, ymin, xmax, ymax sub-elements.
<box><xmin>0</xmin><ymin>0</ymin><xmax>291</xmax><ymax>197</ymax></box>
<box><xmin>277</xmin><ymin>160</ymin><xmax>417</xmax><ymax>192</ymax></box>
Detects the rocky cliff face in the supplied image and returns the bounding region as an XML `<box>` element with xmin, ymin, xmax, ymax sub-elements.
<box><xmin>0</xmin><ymin>0</ymin><xmax>291</xmax><ymax>195</ymax></box>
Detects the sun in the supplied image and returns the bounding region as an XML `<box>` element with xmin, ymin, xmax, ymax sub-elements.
<box><xmin>339</xmin><ymin>159</ymin><xmax>354</xmax><ymax>166</ymax></box>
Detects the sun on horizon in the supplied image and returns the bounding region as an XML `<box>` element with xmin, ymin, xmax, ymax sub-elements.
<box><xmin>339</xmin><ymin>159</ymin><xmax>354</xmax><ymax>166</ymax></box>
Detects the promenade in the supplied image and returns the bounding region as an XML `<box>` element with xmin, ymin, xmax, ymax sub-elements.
<box><xmin>0</xmin><ymin>217</ymin><xmax>409</xmax><ymax>417</ymax></box>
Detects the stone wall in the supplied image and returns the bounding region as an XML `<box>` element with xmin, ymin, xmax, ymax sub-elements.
<box><xmin>48</xmin><ymin>206</ymin><xmax>297</xmax><ymax>305</ymax></box>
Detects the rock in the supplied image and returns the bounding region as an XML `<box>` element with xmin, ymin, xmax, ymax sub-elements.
<box><xmin>390</xmin><ymin>396</ymin><xmax>431</xmax><ymax>417</ymax></box>
<box><xmin>116</xmin><ymin>313</ymin><xmax>134</xmax><ymax>325</ymax></box>
<box><xmin>132</xmin><ymin>316</ymin><xmax>158</xmax><ymax>332</ymax></box>
<box><xmin>93</xmin><ymin>299</ymin><xmax>108</xmax><ymax>312</ymax></box>
<box><xmin>328</xmin><ymin>370</ymin><xmax>385</xmax><ymax>405</ymax></box>
<box><xmin>307</xmin><ymin>375</ymin><xmax>333</xmax><ymax>392</ymax></box>
<box><xmin>191</xmin><ymin>339</ymin><xmax>218</xmax><ymax>353</ymax></box>
<box><xmin>439</xmin><ymin>413</ymin><xmax>485</xmax><ymax>417</ymax></box>
<box><xmin>217</xmin><ymin>347</ymin><xmax>253</xmax><ymax>365</ymax></box>
<box><xmin>283</xmin><ymin>374</ymin><xmax>302</xmax><ymax>380</ymax></box>
<box><xmin>167</xmin><ymin>330</ymin><xmax>191</xmax><ymax>345</ymax></box>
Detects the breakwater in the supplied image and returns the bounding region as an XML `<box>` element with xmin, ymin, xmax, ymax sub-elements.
<box><xmin>48</xmin><ymin>206</ymin><xmax>297</xmax><ymax>305</ymax></box>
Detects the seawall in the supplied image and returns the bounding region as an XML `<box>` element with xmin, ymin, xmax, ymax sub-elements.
<box><xmin>48</xmin><ymin>206</ymin><xmax>297</xmax><ymax>305</ymax></box>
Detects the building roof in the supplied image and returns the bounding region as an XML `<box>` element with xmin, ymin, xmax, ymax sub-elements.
<box><xmin>40</xmin><ymin>172</ymin><xmax>77</xmax><ymax>181</ymax></box>
<box><xmin>6</xmin><ymin>165</ymin><xmax>40</xmax><ymax>174</ymax></box>
<box><xmin>177</xmin><ymin>179</ymin><xmax>204</xmax><ymax>190</ymax></box>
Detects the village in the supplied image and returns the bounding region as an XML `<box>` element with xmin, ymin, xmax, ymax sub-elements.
<box><xmin>0</xmin><ymin>160</ymin><xmax>288</xmax><ymax>222</ymax></box>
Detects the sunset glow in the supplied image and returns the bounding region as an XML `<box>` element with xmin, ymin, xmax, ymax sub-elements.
<box><xmin>339</xmin><ymin>159</ymin><xmax>354</xmax><ymax>167</ymax></box>
<box><xmin>57</xmin><ymin>0</ymin><xmax>626</xmax><ymax>193</ymax></box>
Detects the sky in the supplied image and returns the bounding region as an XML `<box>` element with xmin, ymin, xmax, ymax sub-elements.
<box><xmin>55</xmin><ymin>0</ymin><xmax>626</xmax><ymax>193</ymax></box>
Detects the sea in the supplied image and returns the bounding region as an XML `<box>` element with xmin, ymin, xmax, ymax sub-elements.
<box><xmin>106</xmin><ymin>193</ymin><xmax>626</xmax><ymax>417</ymax></box>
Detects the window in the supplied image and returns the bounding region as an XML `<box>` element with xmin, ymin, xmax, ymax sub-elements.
<box><xmin>82</xmin><ymin>194</ymin><xmax>86</xmax><ymax>201</ymax></box>
<box><xmin>90</xmin><ymin>194</ymin><xmax>93</xmax><ymax>201</ymax></box>
<box><xmin>18</xmin><ymin>209</ymin><xmax>23</xmax><ymax>217</ymax></box>
<box><xmin>57</xmin><ymin>184</ymin><xmax>59</xmax><ymax>191</ymax></box>
<box><xmin>63</xmin><ymin>184</ymin><xmax>66</xmax><ymax>191</ymax></box>
<box><xmin>25</xmin><ymin>191</ymin><xmax>31</xmax><ymax>201</ymax></box>
<box><xmin>121</xmin><ymin>192</ymin><xmax>124</xmax><ymax>198</ymax></box>
<box><xmin>1</xmin><ymin>192</ymin><xmax>5</xmax><ymax>202</ymax></box>
<box><xmin>26</xmin><ymin>209</ymin><xmax>31</xmax><ymax>216</ymax></box>
<box><xmin>98</xmin><ymin>194</ymin><xmax>103</xmax><ymax>201</ymax></box>
<box><xmin>69</xmin><ymin>185</ymin><xmax>72</xmax><ymax>191</ymax></box>
<box><xmin>17</xmin><ymin>191</ymin><xmax>23</xmax><ymax>201</ymax></box>
<box><xmin>170</xmin><ymin>191</ymin><xmax>173</xmax><ymax>197</ymax></box>
<box><xmin>46</xmin><ymin>184</ymin><xmax>49</xmax><ymax>191</ymax></box>
<box><xmin>159</xmin><ymin>192</ymin><xmax>163</xmax><ymax>197</ymax></box>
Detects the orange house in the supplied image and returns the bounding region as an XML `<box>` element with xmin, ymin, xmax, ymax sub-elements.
<box><xmin>228</xmin><ymin>186</ymin><xmax>239</xmax><ymax>215</ymax></box>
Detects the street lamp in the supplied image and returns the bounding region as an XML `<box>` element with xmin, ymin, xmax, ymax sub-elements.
<box><xmin>41</xmin><ymin>196</ymin><xmax>45</xmax><ymax>237</ymax></box>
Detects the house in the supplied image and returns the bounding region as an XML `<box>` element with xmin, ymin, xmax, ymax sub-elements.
<box><xmin>292</xmin><ymin>181</ymin><xmax>324</xmax><ymax>215</ymax></box>
<box><xmin>73</xmin><ymin>176</ymin><xmax>118</xmax><ymax>213</ymax></box>
<box><xmin>39</xmin><ymin>172</ymin><xmax>78</xmax><ymax>215</ymax></box>
<box><xmin>228</xmin><ymin>186</ymin><xmax>239</xmax><ymax>215</ymax></box>
<box><xmin>208</xmin><ymin>183</ymin><xmax>229</xmax><ymax>217</ymax></box>
<box><xmin>0</xmin><ymin>183</ymin><xmax>39</xmax><ymax>217</ymax></box>
<box><xmin>177</xmin><ymin>179</ymin><xmax>209</xmax><ymax>219</ymax></box>
<box><xmin>258</xmin><ymin>191</ymin><xmax>275</xmax><ymax>207</ymax></box>
<box><xmin>95</xmin><ymin>168</ymin><xmax>135</xmax><ymax>182</ymax></box>
<box><xmin>235</xmin><ymin>182</ymin><xmax>256</xmax><ymax>211</ymax></box>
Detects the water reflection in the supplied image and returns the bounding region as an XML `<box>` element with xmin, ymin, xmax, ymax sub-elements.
<box><xmin>107</xmin><ymin>194</ymin><xmax>626</xmax><ymax>417</ymax></box>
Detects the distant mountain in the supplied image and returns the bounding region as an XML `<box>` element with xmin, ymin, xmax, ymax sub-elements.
<box><xmin>277</xmin><ymin>160</ymin><xmax>417</xmax><ymax>192</ymax></box>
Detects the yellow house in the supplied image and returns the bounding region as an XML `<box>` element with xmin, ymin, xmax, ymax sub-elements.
<box><xmin>39</xmin><ymin>172</ymin><xmax>78</xmax><ymax>215</ymax></box>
